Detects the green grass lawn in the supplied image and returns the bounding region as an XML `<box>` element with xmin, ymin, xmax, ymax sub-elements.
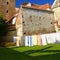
<box><xmin>0</xmin><ymin>44</ymin><xmax>60</xmax><ymax>60</ymax></box>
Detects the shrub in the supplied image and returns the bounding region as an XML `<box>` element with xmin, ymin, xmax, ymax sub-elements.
<box><xmin>0</xmin><ymin>42</ymin><xmax>16</xmax><ymax>47</ymax></box>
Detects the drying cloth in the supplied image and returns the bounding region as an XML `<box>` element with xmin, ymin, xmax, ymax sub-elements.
<box><xmin>32</xmin><ymin>35</ymin><xmax>38</xmax><ymax>45</ymax></box>
<box><xmin>37</xmin><ymin>35</ymin><xmax>42</xmax><ymax>46</ymax></box>
<box><xmin>46</xmin><ymin>33</ymin><xmax>56</xmax><ymax>44</ymax></box>
<box><xmin>24</xmin><ymin>36</ymin><xmax>29</xmax><ymax>46</ymax></box>
<box><xmin>55</xmin><ymin>33</ymin><xmax>60</xmax><ymax>43</ymax></box>
<box><xmin>41</xmin><ymin>34</ymin><xmax>47</xmax><ymax>45</ymax></box>
<box><xmin>28</xmin><ymin>36</ymin><xmax>33</xmax><ymax>46</ymax></box>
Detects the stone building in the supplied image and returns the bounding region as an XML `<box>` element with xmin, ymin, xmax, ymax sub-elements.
<box><xmin>0</xmin><ymin>0</ymin><xmax>16</xmax><ymax>22</ymax></box>
<box><xmin>16</xmin><ymin>5</ymin><xmax>55</xmax><ymax>36</ymax></box>
<box><xmin>15</xmin><ymin>4</ymin><xmax>56</xmax><ymax>46</ymax></box>
<box><xmin>0</xmin><ymin>0</ymin><xmax>18</xmax><ymax>43</ymax></box>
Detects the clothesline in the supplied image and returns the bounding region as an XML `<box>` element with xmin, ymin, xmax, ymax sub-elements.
<box><xmin>13</xmin><ymin>33</ymin><xmax>60</xmax><ymax>46</ymax></box>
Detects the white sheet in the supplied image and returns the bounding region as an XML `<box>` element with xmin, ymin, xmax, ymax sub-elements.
<box><xmin>24</xmin><ymin>36</ymin><xmax>29</xmax><ymax>46</ymax></box>
<box><xmin>41</xmin><ymin>34</ymin><xmax>47</xmax><ymax>45</ymax></box>
<box><xmin>55</xmin><ymin>33</ymin><xmax>60</xmax><ymax>43</ymax></box>
<box><xmin>46</xmin><ymin>33</ymin><xmax>56</xmax><ymax>44</ymax></box>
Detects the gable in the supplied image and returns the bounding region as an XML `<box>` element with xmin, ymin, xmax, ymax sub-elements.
<box><xmin>52</xmin><ymin>0</ymin><xmax>60</xmax><ymax>8</ymax></box>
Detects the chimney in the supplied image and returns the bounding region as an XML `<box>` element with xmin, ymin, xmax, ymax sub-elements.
<box><xmin>26</xmin><ymin>3</ymin><xmax>31</xmax><ymax>7</ymax></box>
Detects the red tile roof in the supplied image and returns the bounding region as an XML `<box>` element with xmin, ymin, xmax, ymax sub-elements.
<box><xmin>22</xmin><ymin>2</ymin><xmax>51</xmax><ymax>10</ymax></box>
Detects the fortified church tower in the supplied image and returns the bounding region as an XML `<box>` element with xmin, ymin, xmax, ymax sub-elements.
<box><xmin>0</xmin><ymin>0</ymin><xmax>16</xmax><ymax>22</ymax></box>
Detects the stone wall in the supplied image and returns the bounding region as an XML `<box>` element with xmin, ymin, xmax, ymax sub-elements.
<box><xmin>16</xmin><ymin>6</ymin><xmax>23</xmax><ymax>37</ymax></box>
<box><xmin>53</xmin><ymin>6</ymin><xmax>60</xmax><ymax>25</ymax></box>
<box><xmin>0</xmin><ymin>0</ymin><xmax>16</xmax><ymax>22</ymax></box>
<box><xmin>22</xmin><ymin>7</ymin><xmax>55</xmax><ymax>35</ymax></box>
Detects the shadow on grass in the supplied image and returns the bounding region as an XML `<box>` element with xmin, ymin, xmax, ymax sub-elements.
<box><xmin>0</xmin><ymin>46</ymin><xmax>60</xmax><ymax>60</ymax></box>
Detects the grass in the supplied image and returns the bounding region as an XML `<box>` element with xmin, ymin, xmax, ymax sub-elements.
<box><xmin>0</xmin><ymin>44</ymin><xmax>60</xmax><ymax>60</ymax></box>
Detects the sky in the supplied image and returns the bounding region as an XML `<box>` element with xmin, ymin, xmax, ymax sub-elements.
<box><xmin>16</xmin><ymin>0</ymin><xmax>55</xmax><ymax>8</ymax></box>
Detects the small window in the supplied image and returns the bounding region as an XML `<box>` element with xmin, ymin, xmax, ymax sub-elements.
<box><xmin>43</xmin><ymin>17</ymin><xmax>45</xmax><ymax>19</ymax></box>
<box><xmin>23</xmin><ymin>21</ymin><xmax>24</xmax><ymax>23</ymax></box>
<box><xmin>51</xmin><ymin>22</ymin><xmax>52</xmax><ymax>24</ymax></box>
<box><xmin>24</xmin><ymin>32</ymin><xmax>26</xmax><ymax>34</ymax></box>
<box><xmin>30</xmin><ymin>16</ymin><xmax>32</xmax><ymax>19</ymax></box>
<box><xmin>22</xmin><ymin>15</ymin><xmax>23</xmax><ymax>18</ymax></box>
<box><xmin>39</xmin><ymin>17</ymin><xmax>41</xmax><ymax>19</ymax></box>
<box><xmin>29</xmin><ymin>16</ymin><xmax>32</xmax><ymax>22</ymax></box>
<box><xmin>7</xmin><ymin>2</ymin><xmax>9</xmax><ymax>4</ymax></box>
<box><xmin>6</xmin><ymin>10</ymin><xmax>8</xmax><ymax>13</ymax></box>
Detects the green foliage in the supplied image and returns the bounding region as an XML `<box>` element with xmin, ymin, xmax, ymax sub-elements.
<box><xmin>0</xmin><ymin>14</ymin><xmax>8</xmax><ymax>36</ymax></box>
<box><xmin>0</xmin><ymin>42</ymin><xmax>16</xmax><ymax>47</ymax></box>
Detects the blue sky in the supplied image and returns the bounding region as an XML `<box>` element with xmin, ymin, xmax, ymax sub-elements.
<box><xmin>16</xmin><ymin>0</ymin><xmax>55</xmax><ymax>8</ymax></box>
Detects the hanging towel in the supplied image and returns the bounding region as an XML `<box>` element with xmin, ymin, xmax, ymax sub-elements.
<box><xmin>37</xmin><ymin>35</ymin><xmax>42</xmax><ymax>46</ymax></box>
<box><xmin>29</xmin><ymin>36</ymin><xmax>33</xmax><ymax>46</ymax></box>
<box><xmin>41</xmin><ymin>34</ymin><xmax>47</xmax><ymax>45</ymax></box>
<box><xmin>51</xmin><ymin>33</ymin><xmax>56</xmax><ymax>44</ymax></box>
<box><xmin>13</xmin><ymin>36</ymin><xmax>17</xmax><ymax>43</ymax></box>
<box><xmin>46</xmin><ymin>33</ymin><xmax>56</xmax><ymax>44</ymax></box>
<box><xmin>32</xmin><ymin>35</ymin><xmax>38</xmax><ymax>45</ymax></box>
<box><xmin>24</xmin><ymin>36</ymin><xmax>29</xmax><ymax>46</ymax></box>
<box><xmin>22</xmin><ymin>36</ymin><xmax>25</xmax><ymax>46</ymax></box>
<box><xmin>46</xmin><ymin>34</ymin><xmax>52</xmax><ymax>44</ymax></box>
<box><xmin>55</xmin><ymin>33</ymin><xmax>60</xmax><ymax>43</ymax></box>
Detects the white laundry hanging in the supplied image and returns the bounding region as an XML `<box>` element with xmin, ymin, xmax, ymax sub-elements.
<box><xmin>41</xmin><ymin>34</ymin><xmax>47</xmax><ymax>45</ymax></box>
<box><xmin>46</xmin><ymin>33</ymin><xmax>56</xmax><ymax>44</ymax></box>
<box><xmin>55</xmin><ymin>33</ymin><xmax>60</xmax><ymax>43</ymax></box>
<box><xmin>24</xmin><ymin>36</ymin><xmax>29</xmax><ymax>46</ymax></box>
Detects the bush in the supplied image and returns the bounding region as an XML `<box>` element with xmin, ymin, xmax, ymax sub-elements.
<box><xmin>0</xmin><ymin>42</ymin><xmax>16</xmax><ymax>47</ymax></box>
<box><xmin>0</xmin><ymin>14</ymin><xmax>8</xmax><ymax>36</ymax></box>
<box><xmin>0</xmin><ymin>14</ymin><xmax>8</xmax><ymax>43</ymax></box>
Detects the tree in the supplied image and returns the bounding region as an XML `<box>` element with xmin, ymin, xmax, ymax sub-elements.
<box><xmin>0</xmin><ymin>14</ymin><xmax>8</xmax><ymax>36</ymax></box>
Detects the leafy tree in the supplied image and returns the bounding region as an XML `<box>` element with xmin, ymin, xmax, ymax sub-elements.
<box><xmin>0</xmin><ymin>14</ymin><xmax>8</xmax><ymax>36</ymax></box>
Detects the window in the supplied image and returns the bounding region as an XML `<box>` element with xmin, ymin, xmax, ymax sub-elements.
<box><xmin>6</xmin><ymin>10</ymin><xmax>8</xmax><ymax>13</ymax></box>
<box><xmin>23</xmin><ymin>21</ymin><xmax>24</xmax><ymax>23</ymax></box>
<box><xmin>29</xmin><ymin>16</ymin><xmax>32</xmax><ymax>22</ymax></box>
<box><xmin>51</xmin><ymin>22</ymin><xmax>52</xmax><ymax>24</ymax></box>
<box><xmin>43</xmin><ymin>17</ymin><xmax>45</xmax><ymax>19</ymax></box>
<box><xmin>7</xmin><ymin>2</ymin><xmax>9</xmax><ymax>4</ymax></box>
<box><xmin>39</xmin><ymin>17</ymin><xmax>41</xmax><ymax>19</ymax></box>
<box><xmin>22</xmin><ymin>15</ymin><xmax>23</xmax><ymax>18</ymax></box>
<box><xmin>24</xmin><ymin>32</ymin><xmax>26</xmax><ymax>34</ymax></box>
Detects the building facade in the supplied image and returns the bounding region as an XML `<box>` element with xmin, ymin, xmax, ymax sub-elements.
<box><xmin>52</xmin><ymin>0</ymin><xmax>60</xmax><ymax>32</ymax></box>
<box><xmin>0</xmin><ymin>0</ymin><xmax>16</xmax><ymax>22</ymax></box>
<box><xmin>16</xmin><ymin>6</ymin><xmax>56</xmax><ymax>37</ymax></box>
<box><xmin>22</xmin><ymin>7</ymin><xmax>55</xmax><ymax>35</ymax></box>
